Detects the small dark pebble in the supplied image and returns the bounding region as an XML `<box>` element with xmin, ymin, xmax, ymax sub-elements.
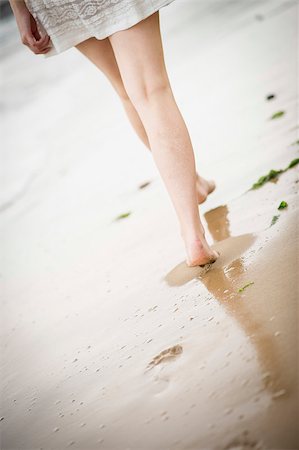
<box><xmin>139</xmin><ymin>181</ymin><xmax>151</xmax><ymax>190</ymax></box>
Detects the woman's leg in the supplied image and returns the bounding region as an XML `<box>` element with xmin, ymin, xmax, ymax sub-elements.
<box><xmin>108</xmin><ymin>11</ymin><xmax>219</xmax><ymax>266</ymax></box>
<box><xmin>75</xmin><ymin>37</ymin><xmax>150</xmax><ymax>148</ymax></box>
<box><xmin>75</xmin><ymin>37</ymin><xmax>215</xmax><ymax>205</ymax></box>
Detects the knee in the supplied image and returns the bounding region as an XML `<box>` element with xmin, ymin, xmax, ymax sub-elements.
<box><xmin>125</xmin><ymin>79</ymin><xmax>172</xmax><ymax>108</ymax></box>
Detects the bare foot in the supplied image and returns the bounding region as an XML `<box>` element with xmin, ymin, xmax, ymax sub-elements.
<box><xmin>184</xmin><ymin>234</ymin><xmax>219</xmax><ymax>267</ymax></box>
<box><xmin>196</xmin><ymin>174</ymin><xmax>216</xmax><ymax>204</ymax></box>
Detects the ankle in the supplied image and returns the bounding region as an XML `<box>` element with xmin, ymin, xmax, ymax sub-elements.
<box><xmin>180</xmin><ymin>225</ymin><xmax>206</xmax><ymax>242</ymax></box>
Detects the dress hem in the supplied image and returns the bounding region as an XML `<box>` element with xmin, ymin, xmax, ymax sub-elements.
<box><xmin>42</xmin><ymin>0</ymin><xmax>175</xmax><ymax>59</ymax></box>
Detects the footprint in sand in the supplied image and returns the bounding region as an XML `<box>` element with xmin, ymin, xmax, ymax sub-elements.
<box><xmin>224</xmin><ymin>434</ymin><xmax>265</xmax><ymax>450</ymax></box>
<box><xmin>147</xmin><ymin>345</ymin><xmax>183</xmax><ymax>369</ymax></box>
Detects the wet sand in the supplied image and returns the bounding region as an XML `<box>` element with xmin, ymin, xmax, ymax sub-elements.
<box><xmin>0</xmin><ymin>0</ymin><xmax>298</xmax><ymax>449</ymax></box>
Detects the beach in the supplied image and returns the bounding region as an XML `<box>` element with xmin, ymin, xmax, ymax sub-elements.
<box><xmin>0</xmin><ymin>0</ymin><xmax>298</xmax><ymax>449</ymax></box>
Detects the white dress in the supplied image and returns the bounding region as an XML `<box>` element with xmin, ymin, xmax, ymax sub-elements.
<box><xmin>24</xmin><ymin>0</ymin><xmax>175</xmax><ymax>58</ymax></box>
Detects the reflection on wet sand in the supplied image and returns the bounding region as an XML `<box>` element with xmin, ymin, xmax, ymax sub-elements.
<box><xmin>205</xmin><ymin>204</ymin><xmax>231</xmax><ymax>242</ymax></box>
<box><xmin>165</xmin><ymin>205</ymin><xmax>254</xmax><ymax>290</ymax></box>
<box><xmin>165</xmin><ymin>204</ymin><xmax>285</xmax><ymax>396</ymax></box>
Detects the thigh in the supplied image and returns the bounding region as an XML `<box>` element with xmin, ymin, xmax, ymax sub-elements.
<box><xmin>75</xmin><ymin>37</ymin><xmax>127</xmax><ymax>98</ymax></box>
<box><xmin>108</xmin><ymin>11</ymin><xmax>171</xmax><ymax>103</ymax></box>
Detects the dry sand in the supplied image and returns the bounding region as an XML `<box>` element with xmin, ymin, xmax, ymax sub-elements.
<box><xmin>0</xmin><ymin>0</ymin><xmax>298</xmax><ymax>449</ymax></box>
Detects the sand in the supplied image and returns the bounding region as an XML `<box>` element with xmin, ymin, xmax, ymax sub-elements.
<box><xmin>0</xmin><ymin>0</ymin><xmax>298</xmax><ymax>449</ymax></box>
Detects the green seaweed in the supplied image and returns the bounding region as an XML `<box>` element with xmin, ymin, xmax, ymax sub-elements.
<box><xmin>115</xmin><ymin>212</ymin><xmax>131</xmax><ymax>221</ymax></box>
<box><xmin>251</xmin><ymin>169</ymin><xmax>283</xmax><ymax>189</ymax></box>
<box><xmin>291</xmin><ymin>140</ymin><xmax>299</xmax><ymax>146</ymax></box>
<box><xmin>270</xmin><ymin>215</ymin><xmax>280</xmax><ymax>226</ymax></box>
<box><xmin>288</xmin><ymin>158</ymin><xmax>299</xmax><ymax>169</ymax></box>
<box><xmin>266</xmin><ymin>94</ymin><xmax>275</xmax><ymax>101</ymax></box>
<box><xmin>278</xmin><ymin>200</ymin><xmax>288</xmax><ymax>210</ymax></box>
<box><xmin>251</xmin><ymin>158</ymin><xmax>299</xmax><ymax>190</ymax></box>
<box><xmin>270</xmin><ymin>111</ymin><xmax>285</xmax><ymax>120</ymax></box>
<box><xmin>238</xmin><ymin>282</ymin><xmax>254</xmax><ymax>293</ymax></box>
